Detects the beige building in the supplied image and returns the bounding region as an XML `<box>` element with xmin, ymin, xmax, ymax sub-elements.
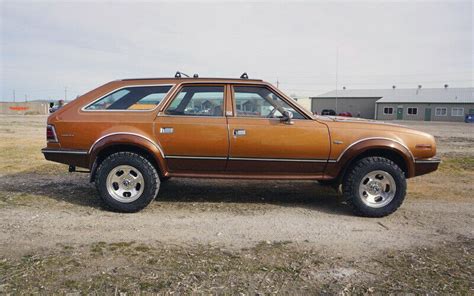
<box><xmin>0</xmin><ymin>101</ymin><xmax>50</xmax><ymax>115</ymax></box>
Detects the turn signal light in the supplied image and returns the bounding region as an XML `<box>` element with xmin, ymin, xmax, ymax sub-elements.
<box><xmin>415</xmin><ymin>144</ymin><xmax>432</xmax><ymax>150</ymax></box>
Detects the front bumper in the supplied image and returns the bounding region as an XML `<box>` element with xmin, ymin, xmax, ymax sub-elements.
<box><xmin>41</xmin><ymin>148</ymin><xmax>89</xmax><ymax>168</ymax></box>
<box><xmin>413</xmin><ymin>157</ymin><xmax>441</xmax><ymax>177</ymax></box>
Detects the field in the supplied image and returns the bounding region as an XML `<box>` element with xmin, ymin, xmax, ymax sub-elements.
<box><xmin>0</xmin><ymin>115</ymin><xmax>473</xmax><ymax>294</ymax></box>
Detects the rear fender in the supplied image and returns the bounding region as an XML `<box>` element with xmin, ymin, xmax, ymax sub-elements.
<box><xmin>88</xmin><ymin>133</ymin><xmax>168</xmax><ymax>179</ymax></box>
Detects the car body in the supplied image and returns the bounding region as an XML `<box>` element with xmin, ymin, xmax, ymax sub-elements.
<box><xmin>42</xmin><ymin>75</ymin><xmax>440</xmax><ymax>216</ymax></box>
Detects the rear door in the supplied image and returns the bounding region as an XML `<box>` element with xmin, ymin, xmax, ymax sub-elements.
<box><xmin>154</xmin><ymin>84</ymin><xmax>229</xmax><ymax>172</ymax></box>
<box><xmin>226</xmin><ymin>85</ymin><xmax>330</xmax><ymax>176</ymax></box>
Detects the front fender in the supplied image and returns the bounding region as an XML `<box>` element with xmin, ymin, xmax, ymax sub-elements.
<box><xmin>325</xmin><ymin>138</ymin><xmax>415</xmax><ymax>179</ymax></box>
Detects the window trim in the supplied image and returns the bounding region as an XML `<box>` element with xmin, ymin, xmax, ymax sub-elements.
<box><xmin>383</xmin><ymin>107</ymin><xmax>394</xmax><ymax>115</ymax></box>
<box><xmin>160</xmin><ymin>84</ymin><xmax>227</xmax><ymax>118</ymax></box>
<box><xmin>81</xmin><ymin>84</ymin><xmax>175</xmax><ymax>112</ymax></box>
<box><xmin>435</xmin><ymin>107</ymin><xmax>448</xmax><ymax>116</ymax></box>
<box><xmin>451</xmin><ymin>107</ymin><xmax>464</xmax><ymax>117</ymax></box>
<box><xmin>230</xmin><ymin>84</ymin><xmax>307</xmax><ymax>120</ymax></box>
<box><xmin>406</xmin><ymin>107</ymin><xmax>418</xmax><ymax>116</ymax></box>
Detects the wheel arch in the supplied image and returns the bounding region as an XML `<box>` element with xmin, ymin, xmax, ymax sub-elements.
<box><xmin>88</xmin><ymin>134</ymin><xmax>167</xmax><ymax>182</ymax></box>
<box><xmin>326</xmin><ymin>138</ymin><xmax>415</xmax><ymax>183</ymax></box>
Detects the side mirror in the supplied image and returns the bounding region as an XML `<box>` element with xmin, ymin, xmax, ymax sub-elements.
<box><xmin>281</xmin><ymin>110</ymin><xmax>294</xmax><ymax>125</ymax></box>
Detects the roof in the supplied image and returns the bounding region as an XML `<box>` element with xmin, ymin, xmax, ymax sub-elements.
<box><xmin>313</xmin><ymin>87</ymin><xmax>474</xmax><ymax>104</ymax></box>
<box><xmin>119</xmin><ymin>77</ymin><xmax>263</xmax><ymax>82</ymax></box>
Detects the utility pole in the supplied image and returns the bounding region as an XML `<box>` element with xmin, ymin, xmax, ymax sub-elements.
<box><xmin>13</xmin><ymin>90</ymin><xmax>16</xmax><ymax>102</ymax></box>
<box><xmin>335</xmin><ymin>47</ymin><xmax>339</xmax><ymax>114</ymax></box>
<box><xmin>276</xmin><ymin>79</ymin><xmax>280</xmax><ymax>88</ymax></box>
<box><xmin>64</xmin><ymin>87</ymin><xmax>68</xmax><ymax>102</ymax></box>
<box><xmin>25</xmin><ymin>94</ymin><xmax>28</xmax><ymax>102</ymax></box>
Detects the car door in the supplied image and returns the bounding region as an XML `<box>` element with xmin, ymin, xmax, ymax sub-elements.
<box><xmin>154</xmin><ymin>84</ymin><xmax>229</xmax><ymax>172</ymax></box>
<box><xmin>227</xmin><ymin>85</ymin><xmax>330</xmax><ymax>176</ymax></box>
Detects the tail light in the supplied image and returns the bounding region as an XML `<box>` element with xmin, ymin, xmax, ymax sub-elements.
<box><xmin>46</xmin><ymin>125</ymin><xmax>58</xmax><ymax>142</ymax></box>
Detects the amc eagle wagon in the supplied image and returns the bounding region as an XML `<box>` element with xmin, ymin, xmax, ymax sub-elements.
<box><xmin>42</xmin><ymin>72</ymin><xmax>440</xmax><ymax>217</ymax></box>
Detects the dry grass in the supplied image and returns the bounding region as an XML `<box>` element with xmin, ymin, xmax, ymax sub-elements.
<box><xmin>1</xmin><ymin>237</ymin><xmax>472</xmax><ymax>294</ymax></box>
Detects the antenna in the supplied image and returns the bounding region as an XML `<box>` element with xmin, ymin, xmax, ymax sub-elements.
<box><xmin>240</xmin><ymin>72</ymin><xmax>248</xmax><ymax>79</ymax></box>
<box><xmin>175</xmin><ymin>71</ymin><xmax>190</xmax><ymax>78</ymax></box>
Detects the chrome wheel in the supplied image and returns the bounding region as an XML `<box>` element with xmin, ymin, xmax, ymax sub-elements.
<box><xmin>358</xmin><ymin>170</ymin><xmax>396</xmax><ymax>208</ymax></box>
<box><xmin>106</xmin><ymin>165</ymin><xmax>145</xmax><ymax>203</ymax></box>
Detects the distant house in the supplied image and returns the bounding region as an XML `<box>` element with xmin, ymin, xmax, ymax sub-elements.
<box><xmin>310</xmin><ymin>87</ymin><xmax>474</xmax><ymax>121</ymax></box>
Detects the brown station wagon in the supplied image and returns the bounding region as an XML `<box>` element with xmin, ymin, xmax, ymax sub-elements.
<box><xmin>42</xmin><ymin>73</ymin><xmax>440</xmax><ymax>217</ymax></box>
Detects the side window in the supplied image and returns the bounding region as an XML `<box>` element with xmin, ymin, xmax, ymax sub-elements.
<box><xmin>165</xmin><ymin>86</ymin><xmax>224</xmax><ymax>116</ymax></box>
<box><xmin>233</xmin><ymin>86</ymin><xmax>305</xmax><ymax>119</ymax></box>
<box><xmin>85</xmin><ymin>85</ymin><xmax>172</xmax><ymax>110</ymax></box>
<box><xmin>383</xmin><ymin>107</ymin><xmax>394</xmax><ymax>115</ymax></box>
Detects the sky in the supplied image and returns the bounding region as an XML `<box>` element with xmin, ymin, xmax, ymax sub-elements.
<box><xmin>1</xmin><ymin>0</ymin><xmax>473</xmax><ymax>102</ymax></box>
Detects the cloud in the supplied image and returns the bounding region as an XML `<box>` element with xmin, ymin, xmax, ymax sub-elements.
<box><xmin>1</xmin><ymin>1</ymin><xmax>472</xmax><ymax>101</ymax></box>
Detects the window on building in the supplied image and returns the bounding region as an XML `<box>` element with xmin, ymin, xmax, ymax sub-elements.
<box><xmin>383</xmin><ymin>107</ymin><xmax>394</xmax><ymax>115</ymax></box>
<box><xmin>451</xmin><ymin>107</ymin><xmax>464</xmax><ymax>116</ymax></box>
<box><xmin>85</xmin><ymin>85</ymin><xmax>172</xmax><ymax>110</ymax></box>
<box><xmin>435</xmin><ymin>107</ymin><xmax>447</xmax><ymax>116</ymax></box>
<box><xmin>165</xmin><ymin>86</ymin><xmax>225</xmax><ymax>117</ymax></box>
<box><xmin>233</xmin><ymin>86</ymin><xmax>305</xmax><ymax>119</ymax></box>
<box><xmin>407</xmin><ymin>107</ymin><xmax>418</xmax><ymax>115</ymax></box>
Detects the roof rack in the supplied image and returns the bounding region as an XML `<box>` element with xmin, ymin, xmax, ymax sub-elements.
<box><xmin>175</xmin><ymin>71</ymin><xmax>190</xmax><ymax>78</ymax></box>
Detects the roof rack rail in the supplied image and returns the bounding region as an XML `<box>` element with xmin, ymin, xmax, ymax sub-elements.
<box><xmin>175</xmin><ymin>71</ymin><xmax>190</xmax><ymax>78</ymax></box>
<box><xmin>240</xmin><ymin>72</ymin><xmax>249</xmax><ymax>79</ymax></box>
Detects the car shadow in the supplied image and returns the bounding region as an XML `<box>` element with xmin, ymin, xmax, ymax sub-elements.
<box><xmin>1</xmin><ymin>166</ymin><xmax>352</xmax><ymax>216</ymax></box>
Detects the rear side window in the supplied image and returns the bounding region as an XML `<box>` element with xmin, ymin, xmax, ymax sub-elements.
<box><xmin>165</xmin><ymin>86</ymin><xmax>225</xmax><ymax>116</ymax></box>
<box><xmin>85</xmin><ymin>85</ymin><xmax>172</xmax><ymax>110</ymax></box>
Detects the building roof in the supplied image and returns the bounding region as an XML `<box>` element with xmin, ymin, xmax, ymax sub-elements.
<box><xmin>313</xmin><ymin>87</ymin><xmax>474</xmax><ymax>104</ymax></box>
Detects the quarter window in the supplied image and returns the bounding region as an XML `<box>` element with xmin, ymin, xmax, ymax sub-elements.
<box><xmin>383</xmin><ymin>107</ymin><xmax>394</xmax><ymax>115</ymax></box>
<box><xmin>165</xmin><ymin>86</ymin><xmax>224</xmax><ymax>116</ymax></box>
<box><xmin>451</xmin><ymin>107</ymin><xmax>464</xmax><ymax>116</ymax></box>
<box><xmin>435</xmin><ymin>107</ymin><xmax>447</xmax><ymax>116</ymax></box>
<box><xmin>85</xmin><ymin>85</ymin><xmax>172</xmax><ymax>110</ymax></box>
<box><xmin>233</xmin><ymin>86</ymin><xmax>305</xmax><ymax>119</ymax></box>
<box><xmin>407</xmin><ymin>107</ymin><xmax>418</xmax><ymax>115</ymax></box>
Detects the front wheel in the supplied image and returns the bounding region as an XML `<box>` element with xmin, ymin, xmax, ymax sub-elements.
<box><xmin>95</xmin><ymin>152</ymin><xmax>160</xmax><ymax>212</ymax></box>
<box><xmin>342</xmin><ymin>156</ymin><xmax>406</xmax><ymax>217</ymax></box>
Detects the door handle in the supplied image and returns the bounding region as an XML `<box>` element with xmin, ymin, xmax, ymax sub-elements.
<box><xmin>233</xmin><ymin>129</ymin><xmax>246</xmax><ymax>137</ymax></box>
<box><xmin>160</xmin><ymin>127</ymin><xmax>174</xmax><ymax>134</ymax></box>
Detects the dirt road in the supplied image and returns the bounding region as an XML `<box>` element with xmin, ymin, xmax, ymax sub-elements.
<box><xmin>0</xmin><ymin>115</ymin><xmax>472</xmax><ymax>294</ymax></box>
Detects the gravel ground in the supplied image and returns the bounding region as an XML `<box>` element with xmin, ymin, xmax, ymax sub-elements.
<box><xmin>0</xmin><ymin>115</ymin><xmax>472</xmax><ymax>294</ymax></box>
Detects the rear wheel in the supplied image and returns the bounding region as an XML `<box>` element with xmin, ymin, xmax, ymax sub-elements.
<box><xmin>343</xmin><ymin>156</ymin><xmax>406</xmax><ymax>217</ymax></box>
<box><xmin>95</xmin><ymin>152</ymin><xmax>160</xmax><ymax>212</ymax></box>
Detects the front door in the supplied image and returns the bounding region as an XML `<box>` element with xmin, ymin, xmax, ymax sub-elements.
<box><xmin>226</xmin><ymin>85</ymin><xmax>330</xmax><ymax>176</ymax></box>
<box><xmin>155</xmin><ymin>85</ymin><xmax>229</xmax><ymax>172</ymax></box>
<box><xmin>424</xmin><ymin>108</ymin><xmax>431</xmax><ymax>121</ymax></box>
<box><xmin>397</xmin><ymin>107</ymin><xmax>403</xmax><ymax>120</ymax></box>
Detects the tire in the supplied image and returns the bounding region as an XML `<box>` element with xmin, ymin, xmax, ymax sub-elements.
<box><xmin>342</xmin><ymin>156</ymin><xmax>406</xmax><ymax>217</ymax></box>
<box><xmin>95</xmin><ymin>152</ymin><xmax>160</xmax><ymax>212</ymax></box>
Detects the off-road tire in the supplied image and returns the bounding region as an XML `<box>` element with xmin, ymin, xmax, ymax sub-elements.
<box><xmin>342</xmin><ymin>156</ymin><xmax>406</xmax><ymax>217</ymax></box>
<box><xmin>95</xmin><ymin>152</ymin><xmax>160</xmax><ymax>212</ymax></box>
